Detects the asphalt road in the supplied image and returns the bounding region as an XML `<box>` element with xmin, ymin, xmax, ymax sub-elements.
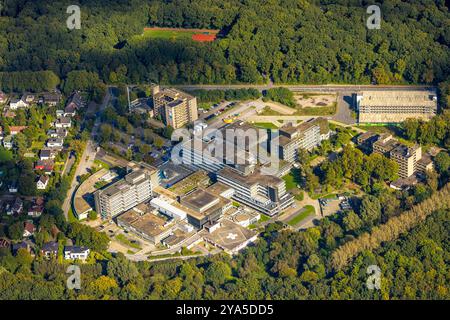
<box><xmin>333</xmin><ymin>92</ymin><xmax>356</xmax><ymax>125</ymax></box>
<box><xmin>168</xmin><ymin>84</ymin><xmax>435</xmax><ymax>93</ymax></box>
<box><xmin>62</xmin><ymin>87</ymin><xmax>114</xmax><ymax>219</ymax></box>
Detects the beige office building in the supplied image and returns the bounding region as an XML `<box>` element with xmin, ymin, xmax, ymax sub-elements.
<box><xmin>94</xmin><ymin>169</ymin><xmax>155</xmax><ymax>219</ymax></box>
<box><xmin>357</xmin><ymin>90</ymin><xmax>437</xmax><ymax>123</ymax></box>
<box><xmin>152</xmin><ymin>86</ymin><xmax>198</xmax><ymax>129</ymax></box>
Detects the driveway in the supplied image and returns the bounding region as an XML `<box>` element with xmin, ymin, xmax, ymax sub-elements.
<box><xmin>332</xmin><ymin>91</ymin><xmax>356</xmax><ymax>125</ymax></box>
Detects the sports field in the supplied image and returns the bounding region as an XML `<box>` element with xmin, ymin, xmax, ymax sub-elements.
<box><xmin>132</xmin><ymin>27</ymin><xmax>219</xmax><ymax>42</ymax></box>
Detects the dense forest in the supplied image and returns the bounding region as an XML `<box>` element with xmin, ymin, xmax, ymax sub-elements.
<box><xmin>0</xmin><ymin>0</ymin><xmax>449</xmax><ymax>89</ymax></box>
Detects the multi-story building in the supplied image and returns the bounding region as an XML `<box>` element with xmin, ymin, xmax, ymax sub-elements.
<box><xmin>359</xmin><ymin>132</ymin><xmax>433</xmax><ymax>179</ymax></box>
<box><xmin>152</xmin><ymin>86</ymin><xmax>198</xmax><ymax>129</ymax></box>
<box><xmin>217</xmin><ymin>166</ymin><xmax>294</xmax><ymax>216</ymax></box>
<box><xmin>117</xmin><ymin>203</ymin><xmax>176</xmax><ymax>245</ymax></box>
<box><xmin>390</xmin><ymin>144</ymin><xmax>422</xmax><ymax>179</ymax></box>
<box><xmin>356</xmin><ymin>90</ymin><xmax>437</xmax><ymax>123</ymax></box>
<box><xmin>180</xmin><ymin>189</ymin><xmax>232</xmax><ymax>229</ymax></box>
<box><xmin>94</xmin><ymin>168</ymin><xmax>156</xmax><ymax>219</ymax></box>
<box><xmin>278</xmin><ymin>119</ymin><xmax>324</xmax><ymax>163</ymax></box>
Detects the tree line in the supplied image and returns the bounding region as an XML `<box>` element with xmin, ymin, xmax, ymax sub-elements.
<box><xmin>0</xmin><ymin>0</ymin><xmax>448</xmax><ymax>89</ymax></box>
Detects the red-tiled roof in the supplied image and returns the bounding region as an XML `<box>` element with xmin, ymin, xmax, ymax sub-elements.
<box><xmin>9</xmin><ymin>126</ymin><xmax>28</xmax><ymax>133</ymax></box>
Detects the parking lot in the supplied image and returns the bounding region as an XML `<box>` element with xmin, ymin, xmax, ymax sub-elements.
<box><xmin>97</xmin><ymin>221</ymin><xmax>157</xmax><ymax>255</ymax></box>
<box><xmin>319</xmin><ymin>196</ymin><xmax>352</xmax><ymax>217</ymax></box>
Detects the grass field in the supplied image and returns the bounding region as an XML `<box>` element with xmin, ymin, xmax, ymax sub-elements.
<box><xmin>253</xmin><ymin>122</ymin><xmax>279</xmax><ymax>129</ymax></box>
<box><xmin>287</xmin><ymin>205</ymin><xmax>315</xmax><ymax>227</ymax></box>
<box><xmin>68</xmin><ymin>207</ymin><xmax>79</xmax><ymax>223</ymax></box>
<box><xmin>132</xmin><ymin>27</ymin><xmax>219</xmax><ymax>43</ymax></box>
<box><xmin>94</xmin><ymin>159</ymin><xmax>110</xmax><ymax>170</ymax></box>
<box><xmin>259</xmin><ymin>214</ymin><xmax>270</xmax><ymax>223</ymax></box>
<box><xmin>115</xmin><ymin>234</ymin><xmax>142</xmax><ymax>250</ymax></box>
<box><xmin>282</xmin><ymin>173</ymin><xmax>297</xmax><ymax>191</ymax></box>
<box><xmin>282</xmin><ymin>170</ymin><xmax>302</xmax><ymax>191</ymax></box>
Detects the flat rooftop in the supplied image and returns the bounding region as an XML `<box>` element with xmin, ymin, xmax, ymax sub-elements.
<box><xmin>168</xmin><ymin>170</ymin><xmax>211</xmax><ymax>196</ymax></box>
<box><xmin>155</xmin><ymin>88</ymin><xmax>194</xmax><ymax>101</ymax></box>
<box><xmin>181</xmin><ymin>189</ymin><xmax>219</xmax><ymax>212</ymax></box>
<box><xmin>358</xmin><ymin>90</ymin><xmax>437</xmax><ymax>107</ymax></box>
<box><xmin>391</xmin><ymin>144</ymin><xmax>419</xmax><ymax>158</ymax></box>
<box><xmin>206</xmin><ymin>182</ymin><xmax>233</xmax><ymax>196</ymax></box>
<box><xmin>374</xmin><ymin>138</ymin><xmax>399</xmax><ymax>152</ymax></box>
<box><xmin>101</xmin><ymin>169</ymin><xmax>149</xmax><ymax>197</ymax></box>
<box><xmin>218</xmin><ymin>166</ymin><xmax>283</xmax><ymax>188</ymax></box>
<box><xmin>159</xmin><ymin>163</ymin><xmax>194</xmax><ymax>188</ymax></box>
<box><xmin>117</xmin><ymin>205</ymin><xmax>172</xmax><ymax>238</ymax></box>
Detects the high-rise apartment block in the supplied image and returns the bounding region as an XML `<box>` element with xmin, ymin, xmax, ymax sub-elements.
<box><xmin>94</xmin><ymin>168</ymin><xmax>156</xmax><ymax>219</ymax></box>
<box><xmin>152</xmin><ymin>86</ymin><xmax>198</xmax><ymax>129</ymax></box>
<box><xmin>278</xmin><ymin>118</ymin><xmax>327</xmax><ymax>163</ymax></box>
<box><xmin>217</xmin><ymin>166</ymin><xmax>293</xmax><ymax>216</ymax></box>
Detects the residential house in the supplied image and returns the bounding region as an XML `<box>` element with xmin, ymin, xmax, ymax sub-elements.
<box><xmin>48</xmin><ymin>128</ymin><xmax>68</xmax><ymax>139</ymax></box>
<box><xmin>8</xmin><ymin>182</ymin><xmax>18</xmax><ymax>193</ymax></box>
<box><xmin>28</xmin><ymin>204</ymin><xmax>44</xmax><ymax>218</ymax></box>
<box><xmin>21</xmin><ymin>93</ymin><xmax>35</xmax><ymax>104</ymax></box>
<box><xmin>56</xmin><ymin>109</ymin><xmax>64</xmax><ymax>118</ymax></box>
<box><xmin>12</xmin><ymin>242</ymin><xmax>30</xmax><ymax>255</ymax></box>
<box><xmin>64</xmin><ymin>246</ymin><xmax>90</xmax><ymax>261</ymax></box>
<box><xmin>36</xmin><ymin>175</ymin><xmax>49</xmax><ymax>190</ymax></box>
<box><xmin>64</xmin><ymin>103</ymin><xmax>77</xmax><ymax>117</ymax></box>
<box><xmin>39</xmin><ymin>148</ymin><xmax>57</xmax><ymax>160</ymax></box>
<box><xmin>68</xmin><ymin>91</ymin><xmax>84</xmax><ymax>109</ymax></box>
<box><xmin>23</xmin><ymin>221</ymin><xmax>36</xmax><ymax>238</ymax></box>
<box><xmin>7</xmin><ymin>197</ymin><xmax>23</xmax><ymax>215</ymax></box>
<box><xmin>47</xmin><ymin>129</ymin><xmax>57</xmax><ymax>138</ymax></box>
<box><xmin>9</xmin><ymin>126</ymin><xmax>27</xmax><ymax>135</ymax></box>
<box><xmin>56</xmin><ymin>128</ymin><xmax>68</xmax><ymax>138</ymax></box>
<box><xmin>55</xmin><ymin>117</ymin><xmax>71</xmax><ymax>128</ymax></box>
<box><xmin>41</xmin><ymin>241</ymin><xmax>59</xmax><ymax>259</ymax></box>
<box><xmin>3</xmin><ymin>135</ymin><xmax>13</xmax><ymax>149</ymax></box>
<box><xmin>34</xmin><ymin>160</ymin><xmax>54</xmax><ymax>175</ymax></box>
<box><xmin>0</xmin><ymin>91</ymin><xmax>7</xmax><ymax>104</ymax></box>
<box><xmin>0</xmin><ymin>238</ymin><xmax>10</xmax><ymax>250</ymax></box>
<box><xmin>46</xmin><ymin>138</ymin><xmax>64</xmax><ymax>148</ymax></box>
<box><xmin>42</xmin><ymin>92</ymin><xmax>61</xmax><ymax>106</ymax></box>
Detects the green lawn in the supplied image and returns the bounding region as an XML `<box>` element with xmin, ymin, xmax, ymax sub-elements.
<box><xmin>68</xmin><ymin>207</ymin><xmax>79</xmax><ymax>223</ymax></box>
<box><xmin>295</xmin><ymin>103</ymin><xmax>336</xmax><ymax>116</ymax></box>
<box><xmin>31</xmin><ymin>140</ymin><xmax>45</xmax><ymax>151</ymax></box>
<box><xmin>131</xmin><ymin>28</ymin><xmax>218</xmax><ymax>43</ymax></box>
<box><xmin>294</xmin><ymin>192</ymin><xmax>304</xmax><ymax>201</ymax></box>
<box><xmin>287</xmin><ymin>205</ymin><xmax>315</xmax><ymax>227</ymax></box>
<box><xmin>259</xmin><ymin>214</ymin><xmax>270</xmax><ymax>222</ymax></box>
<box><xmin>198</xmin><ymin>102</ymin><xmax>214</xmax><ymax>111</ymax></box>
<box><xmin>132</xmin><ymin>29</ymin><xmax>196</xmax><ymax>42</ymax></box>
<box><xmin>282</xmin><ymin>172</ymin><xmax>298</xmax><ymax>191</ymax></box>
<box><xmin>253</xmin><ymin>122</ymin><xmax>279</xmax><ymax>129</ymax></box>
<box><xmin>94</xmin><ymin>159</ymin><xmax>110</xmax><ymax>170</ymax></box>
<box><xmin>310</xmin><ymin>192</ymin><xmax>336</xmax><ymax>200</ymax></box>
